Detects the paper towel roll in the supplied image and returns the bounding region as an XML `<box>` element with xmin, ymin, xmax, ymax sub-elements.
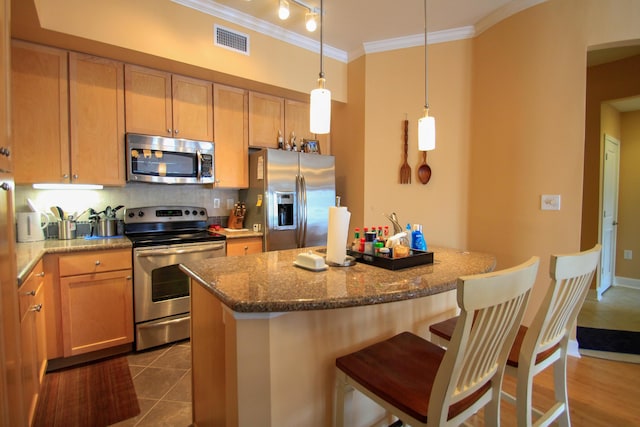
<box><xmin>326</xmin><ymin>206</ymin><xmax>351</xmax><ymax>265</ymax></box>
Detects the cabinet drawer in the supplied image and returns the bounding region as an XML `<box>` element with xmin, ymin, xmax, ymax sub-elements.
<box><xmin>227</xmin><ymin>237</ymin><xmax>263</xmax><ymax>256</ymax></box>
<box><xmin>18</xmin><ymin>260</ymin><xmax>45</xmax><ymax>318</ymax></box>
<box><xmin>59</xmin><ymin>249</ymin><xmax>131</xmax><ymax>276</ymax></box>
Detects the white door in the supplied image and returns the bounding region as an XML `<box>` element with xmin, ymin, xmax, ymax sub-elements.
<box><xmin>599</xmin><ymin>134</ymin><xmax>620</xmax><ymax>299</ymax></box>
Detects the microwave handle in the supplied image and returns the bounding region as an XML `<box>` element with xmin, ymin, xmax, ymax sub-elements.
<box><xmin>197</xmin><ymin>150</ymin><xmax>202</xmax><ymax>181</ymax></box>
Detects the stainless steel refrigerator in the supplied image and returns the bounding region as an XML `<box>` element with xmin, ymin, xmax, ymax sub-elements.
<box><xmin>241</xmin><ymin>148</ymin><xmax>336</xmax><ymax>251</ymax></box>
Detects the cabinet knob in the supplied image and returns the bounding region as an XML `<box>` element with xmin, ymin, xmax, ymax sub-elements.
<box><xmin>0</xmin><ymin>147</ymin><xmax>10</xmax><ymax>156</ymax></box>
<box><xmin>244</xmin><ymin>246</ymin><xmax>248</xmax><ymax>255</ymax></box>
<box><xmin>73</xmin><ymin>174</ymin><xmax>79</xmax><ymax>179</ymax></box>
<box><xmin>95</xmin><ymin>260</ymin><xmax>101</xmax><ymax>266</ymax></box>
<box><xmin>174</xmin><ymin>129</ymin><xmax>179</xmax><ymax>134</ymax></box>
<box><xmin>63</xmin><ymin>174</ymin><xmax>69</xmax><ymax>179</ymax></box>
<box><xmin>36</xmin><ymin>271</ymin><xmax>45</xmax><ymax>277</ymax></box>
<box><xmin>167</xmin><ymin>129</ymin><xmax>172</xmax><ymax>134</ymax></box>
<box><xmin>1</xmin><ymin>182</ymin><xmax>10</xmax><ymax>191</ymax></box>
<box><xmin>30</xmin><ymin>304</ymin><xmax>43</xmax><ymax>312</ymax></box>
<box><xmin>126</xmin><ymin>276</ymin><xmax>132</xmax><ymax>280</ymax></box>
<box><xmin>22</xmin><ymin>290</ymin><xmax>36</xmax><ymax>296</ymax></box>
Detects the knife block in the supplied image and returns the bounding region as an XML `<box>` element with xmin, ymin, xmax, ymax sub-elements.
<box><xmin>227</xmin><ymin>209</ymin><xmax>245</xmax><ymax>229</ymax></box>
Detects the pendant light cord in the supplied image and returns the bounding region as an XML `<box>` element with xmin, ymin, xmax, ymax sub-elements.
<box><xmin>319</xmin><ymin>0</ymin><xmax>324</xmax><ymax>80</ymax></box>
<box><xmin>424</xmin><ymin>0</ymin><xmax>429</xmax><ymax>110</ymax></box>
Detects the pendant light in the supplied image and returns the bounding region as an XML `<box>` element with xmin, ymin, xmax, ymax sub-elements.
<box><xmin>309</xmin><ymin>0</ymin><xmax>331</xmax><ymax>134</ymax></box>
<box><xmin>418</xmin><ymin>0</ymin><xmax>435</xmax><ymax>151</ymax></box>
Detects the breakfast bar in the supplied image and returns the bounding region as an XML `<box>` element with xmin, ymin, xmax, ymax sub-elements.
<box><xmin>180</xmin><ymin>246</ymin><xmax>495</xmax><ymax>427</ymax></box>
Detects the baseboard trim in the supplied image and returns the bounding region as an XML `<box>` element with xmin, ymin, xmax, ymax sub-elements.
<box><xmin>568</xmin><ymin>339</ymin><xmax>581</xmax><ymax>358</ymax></box>
<box><xmin>615</xmin><ymin>277</ymin><xmax>640</xmax><ymax>289</ymax></box>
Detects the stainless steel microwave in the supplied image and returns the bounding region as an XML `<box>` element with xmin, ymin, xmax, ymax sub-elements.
<box><xmin>126</xmin><ymin>133</ymin><xmax>215</xmax><ymax>184</ymax></box>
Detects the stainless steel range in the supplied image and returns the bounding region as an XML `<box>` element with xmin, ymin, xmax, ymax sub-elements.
<box><xmin>124</xmin><ymin>206</ymin><xmax>226</xmax><ymax>351</ymax></box>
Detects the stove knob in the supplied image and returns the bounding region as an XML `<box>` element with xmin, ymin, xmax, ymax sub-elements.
<box><xmin>199</xmin><ymin>210</ymin><xmax>205</xmax><ymax>216</ymax></box>
<box><xmin>192</xmin><ymin>210</ymin><xmax>198</xmax><ymax>216</ymax></box>
<box><xmin>128</xmin><ymin>212</ymin><xmax>135</xmax><ymax>218</ymax></box>
<box><xmin>184</xmin><ymin>209</ymin><xmax>190</xmax><ymax>215</ymax></box>
<box><xmin>138</xmin><ymin>211</ymin><xmax>145</xmax><ymax>217</ymax></box>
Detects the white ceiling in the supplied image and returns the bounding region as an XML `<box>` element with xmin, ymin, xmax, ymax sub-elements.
<box><xmin>173</xmin><ymin>0</ymin><xmax>548</xmax><ymax>60</ymax></box>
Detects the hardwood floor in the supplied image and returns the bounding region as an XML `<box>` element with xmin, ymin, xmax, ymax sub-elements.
<box><xmin>463</xmin><ymin>354</ymin><xmax>640</xmax><ymax>426</ymax></box>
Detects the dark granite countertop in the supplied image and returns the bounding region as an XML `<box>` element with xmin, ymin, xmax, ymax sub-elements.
<box><xmin>180</xmin><ymin>246</ymin><xmax>496</xmax><ymax>313</ymax></box>
<box><xmin>16</xmin><ymin>237</ymin><xmax>133</xmax><ymax>285</ymax></box>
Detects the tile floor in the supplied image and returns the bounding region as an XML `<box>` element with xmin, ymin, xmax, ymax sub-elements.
<box><xmin>110</xmin><ymin>340</ymin><xmax>193</xmax><ymax>427</ymax></box>
<box><xmin>577</xmin><ymin>285</ymin><xmax>640</xmax><ymax>331</ymax></box>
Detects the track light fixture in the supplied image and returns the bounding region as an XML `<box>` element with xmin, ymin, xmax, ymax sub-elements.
<box><xmin>277</xmin><ymin>0</ymin><xmax>320</xmax><ymax>32</ymax></box>
<box><xmin>278</xmin><ymin>0</ymin><xmax>290</xmax><ymax>20</ymax></box>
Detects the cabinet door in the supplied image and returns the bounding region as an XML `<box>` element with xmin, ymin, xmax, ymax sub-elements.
<box><xmin>11</xmin><ymin>41</ymin><xmax>69</xmax><ymax>184</ymax></box>
<box><xmin>173</xmin><ymin>74</ymin><xmax>213</xmax><ymax>141</ymax></box>
<box><xmin>249</xmin><ymin>91</ymin><xmax>284</xmax><ymax>148</ymax></box>
<box><xmin>226</xmin><ymin>237</ymin><xmax>263</xmax><ymax>256</ymax></box>
<box><xmin>0</xmin><ymin>0</ymin><xmax>9</xmax><ymax>173</ymax></box>
<box><xmin>285</xmin><ymin>99</ymin><xmax>331</xmax><ymax>155</ymax></box>
<box><xmin>69</xmin><ymin>53</ymin><xmax>125</xmax><ymax>185</ymax></box>
<box><xmin>18</xmin><ymin>261</ymin><xmax>45</xmax><ymax>427</ymax></box>
<box><xmin>60</xmin><ymin>269</ymin><xmax>133</xmax><ymax>357</ymax></box>
<box><xmin>214</xmin><ymin>84</ymin><xmax>248</xmax><ymax>188</ymax></box>
<box><xmin>124</xmin><ymin>64</ymin><xmax>172</xmax><ymax>136</ymax></box>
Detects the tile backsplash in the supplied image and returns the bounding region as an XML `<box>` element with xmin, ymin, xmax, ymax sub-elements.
<box><xmin>15</xmin><ymin>183</ymin><xmax>240</xmax><ymax>222</ymax></box>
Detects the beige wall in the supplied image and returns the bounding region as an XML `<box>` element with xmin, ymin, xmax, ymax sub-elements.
<box><xmin>360</xmin><ymin>39</ymin><xmax>473</xmax><ymax>249</ymax></box>
<box><xmin>618</xmin><ymin>110</ymin><xmax>640</xmax><ymax>279</ymax></box>
<box><xmin>466</xmin><ymin>0</ymin><xmax>640</xmax><ymax>323</ymax></box>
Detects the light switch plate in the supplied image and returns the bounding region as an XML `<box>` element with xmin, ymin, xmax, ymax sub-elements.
<box><xmin>213</xmin><ymin>198</ymin><xmax>220</xmax><ymax>209</ymax></box>
<box><xmin>541</xmin><ymin>194</ymin><xmax>561</xmax><ymax>211</ymax></box>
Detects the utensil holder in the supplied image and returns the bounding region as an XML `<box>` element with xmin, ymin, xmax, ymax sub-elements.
<box><xmin>57</xmin><ymin>220</ymin><xmax>77</xmax><ymax>240</ymax></box>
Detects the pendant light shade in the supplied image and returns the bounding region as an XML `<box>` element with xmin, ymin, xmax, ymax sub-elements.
<box><xmin>418</xmin><ymin>112</ymin><xmax>435</xmax><ymax>151</ymax></box>
<box><xmin>310</xmin><ymin>79</ymin><xmax>331</xmax><ymax>134</ymax></box>
<box><xmin>418</xmin><ymin>0</ymin><xmax>435</xmax><ymax>151</ymax></box>
<box><xmin>309</xmin><ymin>0</ymin><xmax>330</xmax><ymax>134</ymax></box>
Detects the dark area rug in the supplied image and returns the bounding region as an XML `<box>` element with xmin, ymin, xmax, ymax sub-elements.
<box><xmin>33</xmin><ymin>356</ymin><xmax>140</xmax><ymax>427</ymax></box>
<box><xmin>577</xmin><ymin>326</ymin><xmax>640</xmax><ymax>355</ymax></box>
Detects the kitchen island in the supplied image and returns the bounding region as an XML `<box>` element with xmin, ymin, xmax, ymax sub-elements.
<box><xmin>180</xmin><ymin>246</ymin><xmax>495</xmax><ymax>427</ymax></box>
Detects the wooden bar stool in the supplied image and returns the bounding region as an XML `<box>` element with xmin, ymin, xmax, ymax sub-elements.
<box><xmin>429</xmin><ymin>244</ymin><xmax>601</xmax><ymax>427</ymax></box>
<box><xmin>335</xmin><ymin>256</ymin><xmax>540</xmax><ymax>427</ymax></box>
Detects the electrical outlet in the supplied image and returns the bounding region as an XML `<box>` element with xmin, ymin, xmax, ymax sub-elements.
<box><xmin>624</xmin><ymin>250</ymin><xmax>632</xmax><ymax>260</ymax></box>
<box><xmin>227</xmin><ymin>199</ymin><xmax>235</xmax><ymax>210</ymax></box>
<box><xmin>213</xmin><ymin>198</ymin><xmax>220</xmax><ymax>209</ymax></box>
<box><xmin>541</xmin><ymin>194</ymin><xmax>561</xmax><ymax>211</ymax></box>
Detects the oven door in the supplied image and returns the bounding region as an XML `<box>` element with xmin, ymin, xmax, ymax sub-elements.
<box><xmin>133</xmin><ymin>241</ymin><xmax>226</xmax><ymax>323</ymax></box>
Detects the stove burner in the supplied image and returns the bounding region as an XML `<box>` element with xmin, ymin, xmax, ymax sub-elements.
<box><xmin>124</xmin><ymin>205</ymin><xmax>226</xmax><ymax>247</ymax></box>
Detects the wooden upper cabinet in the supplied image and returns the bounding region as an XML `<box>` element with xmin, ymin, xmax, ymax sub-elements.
<box><xmin>11</xmin><ymin>41</ymin><xmax>69</xmax><ymax>184</ymax></box>
<box><xmin>213</xmin><ymin>84</ymin><xmax>248</xmax><ymax>188</ymax></box>
<box><xmin>69</xmin><ymin>53</ymin><xmax>125</xmax><ymax>185</ymax></box>
<box><xmin>249</xmin><ymin>91</ymin><xmax>284</xmax><ymax>148</ymax></box>
<box><xmin>173</xmin><ymin>74</ymin><xmax>213</xmax><ymax>141</ymax></box>
<box><xmin>124</xmin><ymin>64</ymin><xmax>172</xmax><ymax>137</ymax></box>
<box><xmin>124</xmin><ymin>64</ymin><xmax>213</xmax><ymax>141</ymax></box>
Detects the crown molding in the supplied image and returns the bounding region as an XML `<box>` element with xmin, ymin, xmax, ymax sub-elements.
<box><xmin>173</xmin><ymin>0</ymin><xmax>548</xmax><ymax>63</ymax></box>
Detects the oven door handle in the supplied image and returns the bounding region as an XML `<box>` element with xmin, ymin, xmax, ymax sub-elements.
<box><xmin>135</xmin><ymin>244</ymin><xmax>225</xmax><ymax>257</ymax></box>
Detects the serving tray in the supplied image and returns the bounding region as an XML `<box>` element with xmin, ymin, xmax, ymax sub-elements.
<box><xmin>347</xmin><ymin>249</ymin><xmax>434</xmax><ymax>270</ymax></box>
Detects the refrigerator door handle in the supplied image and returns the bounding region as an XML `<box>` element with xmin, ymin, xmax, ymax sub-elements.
<box><xmin>295</xmin><ymin>174</ymin><xmax>303</xmax><ymax>247</ymax></box>
<box><xmin>300</xmin><ymin>174</ymin><xmax>308</xmax><ymax>247</ymax></box>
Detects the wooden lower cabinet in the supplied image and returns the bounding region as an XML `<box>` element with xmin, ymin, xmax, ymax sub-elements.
<box><xmin>54</xmin><ymin>249</ymin><xmax>133</xmax><ymax>357</ymax></box>
<box><xmin>18</xmin><ymin>260</ymin><xmax>46</xmax><ymax>427</ymax></box>
<box><xmin>226</xmin><ymin>237</ymin><xmax>263</xmax><ymax>256</ymax></box>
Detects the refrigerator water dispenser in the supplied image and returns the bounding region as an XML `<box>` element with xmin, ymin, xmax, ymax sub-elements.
<box><xmin>275</xmin><ymin>192</ymin><xmax>295</xmax><ymax>229</ymax></box>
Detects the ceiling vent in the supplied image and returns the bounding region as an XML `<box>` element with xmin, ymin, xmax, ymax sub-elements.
<box><xmin>214</xmin><ymin>24</ymin><xmax>250</xmax><ymax>55</ymax></box>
